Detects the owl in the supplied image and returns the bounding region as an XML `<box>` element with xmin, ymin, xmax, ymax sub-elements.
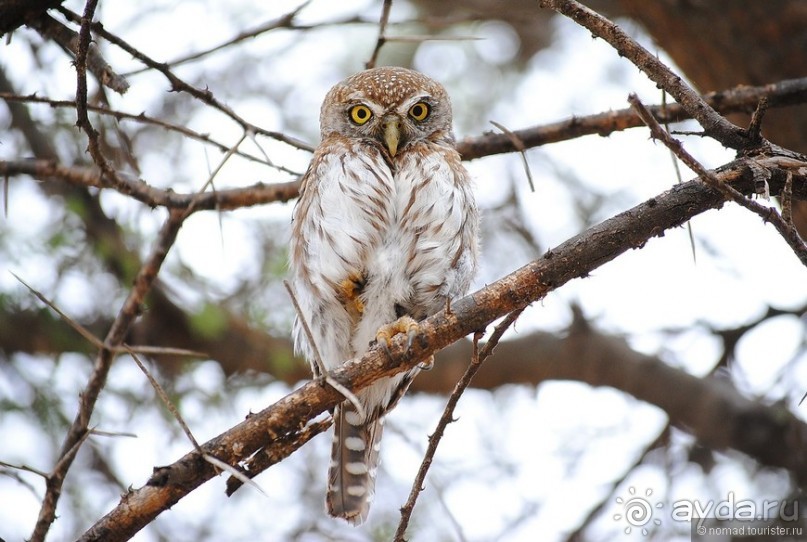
<box><xmin>290</xmin><ymin>66</ymin><xmax>479</xmax><ymax>525</ymax></box>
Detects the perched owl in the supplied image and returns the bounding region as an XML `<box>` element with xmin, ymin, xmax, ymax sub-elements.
<box><xmin>290</xmin><ymin>66</ymin><xmax>479</xmax><ymax>525</ymax></box>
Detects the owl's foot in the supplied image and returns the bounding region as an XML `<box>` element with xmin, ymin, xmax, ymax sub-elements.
<box><xmin>375</xmin><ymin>316</ymin><xmax>419</xmax><ymax>354</ymax></box>
<box><xmin>376</xmin><ymin>317</ymin><xmax>434</xmax><ymax>370</ymax></box>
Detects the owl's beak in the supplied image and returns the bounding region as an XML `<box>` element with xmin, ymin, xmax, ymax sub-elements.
<box><xmin>383</xmin><ymin>118</ymin><xmax>401</xmax><ymax>157</ymax></box>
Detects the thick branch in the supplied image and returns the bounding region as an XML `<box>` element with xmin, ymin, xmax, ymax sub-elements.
<box><xmin>78</xmin><ymin>160</ymin><xmax>807</xmax><ymax>541</ymax></box>
<box><xmin>530</xmin><ymin>319</ymin><xmax>807</xmax><ymax>487</ymax></box>
<box><xmin>0</xmin><ymin>160</ymin><xmax>301</xmax><ymax>210</ymax></box>
<box><xmin>457</xmin><ymin>76</ymin><xmax>807</xmax><ymax>160</ymax></box>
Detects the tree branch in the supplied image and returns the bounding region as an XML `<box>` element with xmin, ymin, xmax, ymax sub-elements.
<box><xmin>31</xmin><ymin>209</ymin><xmax>186</xmax><ymax>542</ymax></box>
<box><xmin>0</xmin><ymin>0</ymin><xmax>62</xmax><ymax>36</ymax></box>
<box><xmin>0</xmin><ymin>160</ymin><xmax>301</xmax><ymax>210</ymax></box>
<box><xmin>456</xmin><ymin>76</ymin><xmax>807</xmax><ymax>160</ymax></box>
<box><xmin>0</xmin><ymin>93</ymin><xmax>294</xmax><ymax>170</ymax></box>
<box><xmin>366</xmin><ymin>0</ymin><xmax>393</xmax><ymax>69</ymax></box>
<box><xmin>395</xmin><ymin>310</ymin><xmax>524</xmax><ymax>540</ymax></box>
<box><xmin>58</xmin><ymin>6</ymin><xmax>314</xmax><ymax>153</ymax></box>
<box><xmin>77</xmin><ymin>161</ymin><xmax>807</xmax><ymax>541</ymax></box>
<box><xmin>27</xmin><ymin>13</ymin><xmax>129</xmax><ymax>94</ymax></box>
<box><xmin>538</xmin><ymin>0</ymin><xmax>751</xmax><ymax>150</ymax></box>
<box><xmin>629</xmin><ymin>94</ymin><xmax>807</xmax><ymax>266</ymax></box>
<box><xmin>5</xmin><ymin>75</ymin><xmax>807</xmax><ymax>213</ymax></box>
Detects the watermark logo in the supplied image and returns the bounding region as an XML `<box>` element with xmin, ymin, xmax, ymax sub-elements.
<box><xmin>673</xmin><ymin>492</ymin><xmax>800</xmax><ymax>528</ymax></box>
<box><xmin>613</xmin><ymin>488</ymin><xmax>802</xmax><ymax>536</ymax></box>
<box><xmin>613</xmin><ymin>487</ymin><xmax>663</xmax><ymax>535</ymax></box>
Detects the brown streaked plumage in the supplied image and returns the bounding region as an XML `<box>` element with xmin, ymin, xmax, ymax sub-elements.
<box><xmin>290</xmin><ymin>66</ymin><xmax>479</xmax><ymax>525</ymax></box>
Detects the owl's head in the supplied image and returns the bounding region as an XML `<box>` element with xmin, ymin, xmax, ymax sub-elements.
<box><xmin>319</xmin><ymin>67</ymin><xmax>454</xmax><ymax>157</ymax></box>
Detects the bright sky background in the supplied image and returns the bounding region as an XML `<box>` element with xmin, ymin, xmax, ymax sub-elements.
<box><xmin>1</xmin><ymin>1</ymin><xmax>806</xmax><ymax>541</ymax></box>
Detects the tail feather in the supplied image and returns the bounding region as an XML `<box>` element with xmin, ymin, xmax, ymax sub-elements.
<box><xmin>327</xmin><ymin>403</ymin><xmax>383</xmax><ymax>525</ymax></box>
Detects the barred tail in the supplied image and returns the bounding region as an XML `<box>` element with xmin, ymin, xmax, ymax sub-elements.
<box><xmin>326</xmin><ymin>403</ymin><xmax>383</xmax><ymax>525</ymax></box>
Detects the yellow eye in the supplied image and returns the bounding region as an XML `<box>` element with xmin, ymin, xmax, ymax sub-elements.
<box><xmin>409</xmin><ymin>102</ymin><xmax>430</xmax><ymax>121</ymax></box>
<box><xmin>349</xmin><ymin>104</ymin><xmax>372</xmax><ymax>125</ymax></box>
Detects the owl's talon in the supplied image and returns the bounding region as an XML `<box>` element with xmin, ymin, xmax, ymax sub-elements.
<box><xmin>377</xmin><ymin>337</ymin><xmax>392</xmax><ymax>357</ymax></box>
<box><xmin>417</xmin><ymin>355</ymin><xmax>435</xmax><ymax>371</ymax></box>
<box><xmin>376</xmin><ymin>316</ymin><xmax>419</xmax><ymax>354</ymax></box>
<box><xmin>406</xmin><ymin>326</ymin><xmax>418</xmax><ymax>351</ymax></box>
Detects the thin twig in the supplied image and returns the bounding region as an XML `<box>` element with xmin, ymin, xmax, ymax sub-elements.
<box><xmin>783</xmin><ymin>171</ymin><xmax>794</xmax><ymax>225</ymax></box>
<box><xmin>3</xmin><ymin>170</ymin><xmax>8</xmax><ymax>217</ymax></box>
<box><xmin>394</xmin><ymin>309</ymin><xmax>524</xmax><ymax>541</ymax></box>
<box><xmin>71</xmin><ymin>0</ymin><xmax>140</xmax><ymax>210</ymax></box>
<box><xmin>660</xmin><ymin>88</ymin><xmax>696</xmax><ymax>263</ymax></box>
<box><xmin>88</xmin><ymin>429</ymin><xmax>137</xmax><ymax>438</ymax></box>
<box><xmin>30</xmin><ymin>208</ymin><xmax>187</xmax><ymax>542</ymax></box>
<box><xmin>283</xmin><ymin>282</ymin><xmax>325</xmax><ymax>378</ymax></box>
<box><xmin>199</xmin><ymin>132</ymin><xmax>247</xmax><ymax>195</ymax></box>
<box><xmin>747</xmin><ymin>97</ymin><xmax>768</xmax><ymax>145</ymax></box>
<box><xmin>10</xmin><ymin>273</ymin><xmax>205</xmax><ymax>359</ymax></box>
<box><xmin>203</xmin><ymin>454</ymin><xmax>267</xmax><ymax>497</ymax></box>
<box><xmin>538</xmin><ymin>0</ymin><xmax>751</xmax><ymax>150</ymax></box>
<box><xmin>122</xmin><ymin>15</ymin><xmax>380</xmax><ymax>76</ymax></box>
<box><xmin>283</xmin><ymin>280</ymin><xmax>366</xmax><ymax>419</ymax></box>
<box><xmin>197</xmin><ymin>131</ymin><xmax>248</xmax><ymax>242</ymax></box>
<box><xmin>127</xmin><ymin>348</ymin><xmax>201</xmax><ymax>451</ymax></box>
<box><xmin>0</xmin><ymin>93</ymin><xmax>298</xmax><ymax>171</ymax></box>
<box><xmin>144</xmin><ymin>2</ymin><xmax>311</xmax><ymax>73</ymax></box>
<box><xmin>566</xmin><ymin>425</ymin><xmax>670</xmax><ymax>540</ymax></box>
<box><xmin>11</xmin><ymin>273</ymin><xmax>105</xmax><ymax>349</ymax></box>
<box><xmin>433</xmin><ymin>481</ymin><xmax>469</xmax><ymax>542</ymax></box>
<box><xmin>490</xmin><ymin>120</ymin><xmax>535</xmax><ymax>192</ymax></box>
<box><xmin>118</xmin><ymin>345</ymin><xmax>206</xmax><ymax>357</ymax></box>
<box><xmin>383</xmin><ymin>34</ymin><xmax>482</xmax><ymax>43</ymax></box>
<box><xmin>59</xmin><ymin>7</ymin><xmax>314</xmax><ymax>153</ymax></box>
<box><xmin>366</xmin><ymin>0</ymin><xmax>393</xmax><ymax>69</ymax></box>
<box><xmin>0</xmin><ymin>460</ymin><xmax>50</xmax><ymax>479</ymax></box>
<box><xmin>628</xmin><ymin>94</ymin><xmax>807</xmax><ymax>267</ymax></box>
<box><xmin>27</xmin><ymin>13</ymin><xmax>129</xmax><ymax>94</ymax></box>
